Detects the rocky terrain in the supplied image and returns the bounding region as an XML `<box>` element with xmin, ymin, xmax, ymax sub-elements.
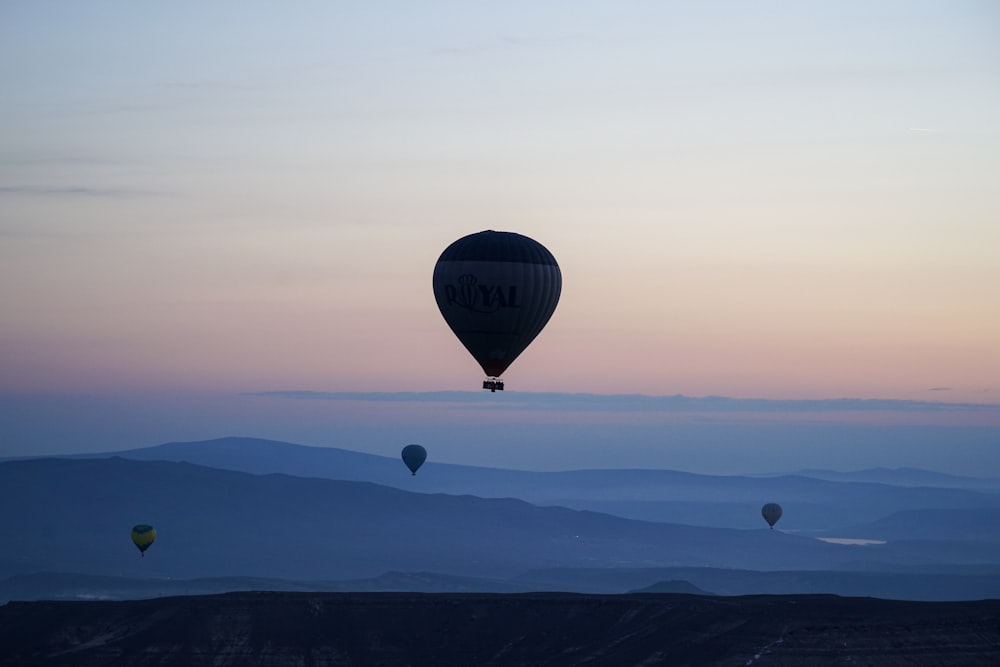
<box><xmin>1</xmin><ymin>591</ymin><xmax>998</xmax><ymax>666</ymax></box>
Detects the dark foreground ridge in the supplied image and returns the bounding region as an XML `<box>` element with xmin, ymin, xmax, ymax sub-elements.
<box><xmin>2</xmin><ymin>592</ymin><xmax>999</xmax><ymax>666</ymax></box>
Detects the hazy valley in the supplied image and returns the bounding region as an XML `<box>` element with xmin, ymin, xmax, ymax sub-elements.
<box><xmin>3</xmin><ymin>437</ymin><xmax>1000</xmax><ymax>602</ymax></box>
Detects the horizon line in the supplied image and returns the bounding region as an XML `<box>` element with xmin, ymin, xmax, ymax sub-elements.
<box><xmin>243</xmin><ymin>390</ymin><xmax>1000</xmax><ymax>413</ymax></box>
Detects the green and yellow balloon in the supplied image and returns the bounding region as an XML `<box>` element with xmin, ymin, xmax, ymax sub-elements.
<box><xmin>131</xmin><ymin>524</ymin><xmax>156</xmax><ymax>557</ymax></box>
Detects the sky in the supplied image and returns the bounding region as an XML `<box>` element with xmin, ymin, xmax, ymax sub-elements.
<box><xmin>1</xmin><ymin>2</ymin><xmax>998</xmax><ymax>471</ymax></box>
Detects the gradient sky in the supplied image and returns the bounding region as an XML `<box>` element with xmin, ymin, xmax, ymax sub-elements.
<box><xmin>1</xmin><ymin>2</ymin><xmax>998</xmax><ymax>467</ymax></box>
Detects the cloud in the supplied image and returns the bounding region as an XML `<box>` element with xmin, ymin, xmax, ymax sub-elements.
<box><xmin>0</xmin><ymin>185</ymin><xmax>159</xmax><ymax>198</ymax></box>
<box><xmin>427</xmin><ymin>33</ymin><xmax>583</xmax><ymax>58</ymax></box>
<box><xmin>244</xmin><ymin>390</ymin><xmax>1000</xmax><ymax>414</ymax></box>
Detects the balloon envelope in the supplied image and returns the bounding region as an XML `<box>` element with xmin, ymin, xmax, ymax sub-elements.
<box><xmin>131</xmin><ymin>524</ymin><xmax>156</xmax><ymax>554</ymax></box>
<box><xmin>432</xmin><ymin>230</ymin><xmax>561</xmax><ymax>378</ymax></box>
<box><xmin>401</xmin><ymin>444</ymin><xmax>427</xmax><ymax>475</ymax></box>
<box><xmin>761</xmin><ymin>503</ymin><xmax>783</xmax><ymax>529</ymax></box>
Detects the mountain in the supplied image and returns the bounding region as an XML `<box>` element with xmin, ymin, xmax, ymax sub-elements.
<box><xmin>517</xmin><ymin>565</ymin><xmax>1000</xmax><ymax>599</ymax></box>
<box><xmin>85</xmin><ymin>437</ymin><xmax>1000</xmax><ymax>532</ymax></box>
<box><xmin>103</xmin><ymin>436</ymin><xmax>398</xmax><ymax>482</ymax></box>
<box><xmin>0</xmin><ymin>570</ymin><xmax>536</xmax><ymax>603</ymax></box>
<box><xmin>793</xmin><ymin>467</ymin><xmax>1000</xmax><ymax>490</ymax></box>
<box><xmin>629</xmin><ymin>579</ymin><xmax>713</xmax><ymax>595</ymax></box>
<box><xmin>0</xmin><ymin>457</ymin><xmax>864</xmax><ymax>583</ymax></box>
<box><xmin>7</xmin><ymin>563</ymin><xmax>1000</xmax><ymax>604</ymax></box>
<box><xmin>2</xmin><ymin>591</ymin><xmax>998</xmax><ymax>666</ymax></box>
<box><xmin>0</xmin><ymin>570</ymin><xmax>542</xmax><ymax>602</ymax></box>
<box><xmin>5</xmin><ymin>454</ymin><xmax>1000</xmax><ymax>602</ymax></box>
<box><xmin>0</xmin><ymin>572</ymin><xmax>336</xmax><ymax>603</ymax></box>
<box><xmin>827</xmin><ymin>508</ymin><xmax>1000</xmax><ymax>543</ymax></box>
<box><xmin>617</xmin><ymin>566</ymin><xmax>1000</xmax><ymax>601</ymax></box>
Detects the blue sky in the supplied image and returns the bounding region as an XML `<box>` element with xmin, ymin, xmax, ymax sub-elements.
<box><xmin>1</xmin><ymin>2</ymin><xmax>998</xmax><ymax>471</ymax></box>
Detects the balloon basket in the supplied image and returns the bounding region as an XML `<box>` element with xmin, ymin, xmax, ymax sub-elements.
<box><xmin>482</xmin><ymin>378</ymin><xmax>504</xmax><ymax>392</ymax></box>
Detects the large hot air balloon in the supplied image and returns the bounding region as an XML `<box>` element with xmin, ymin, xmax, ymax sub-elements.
<box><xmin>761</xmin><ymin>503</ymin><xmax>782</xmax><ymax>529</ymax></box>
<box><xmin>432</xmin><ymin>230</ymin><xmax>561</xmax><ymax>391</ymax></box>
<box><xmin>131</xmin><ymin>524</ymin><xmax>156</xmax><ymax>557</ymax></box>
<box><xmin>401</xmin><ymin>444</ymin><xmax>427</xmax><ymax>475</ymax></box>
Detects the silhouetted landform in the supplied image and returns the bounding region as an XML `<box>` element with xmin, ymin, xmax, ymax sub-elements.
<box><xmin>9</xmin><ymin>565</ymin><xmax>1000</xmax><ymax>604</ymax></box>
<box><xmin>82</xmin><ymin>437</ymin><xmax>1000</xmax><ymax>531</ymax></box>
<box><xmin>833</xmin><ymin>508</ymin><xmax>1000</xmax><ymax>543</ymax></box>
<box><xmin>0</xmin><ymin>572</ymin><xmax>340</xmax><ymax>603</ymax></box>
<box><xmin>519</xmin><ymin>565</ymin><xmax>1000</xmax><ymax>599</ymax></box>
<box><xmin>1</xmin><ymin>591</ymin><xmax>998</xmax><ymax>666</ymax></box>
<box><xmin>0</xmin><ymin>457</ymin><xmax>867</xmax><ymax>580</ymax></box>
<box><xmin>618</xmin><ymin>566</ymin><xmax>1000</xmax><ymax>599</ymax></box>
<box><xmin>632</xmin><ymin>579</ymin><xmax>713</xmax><ymax>595</ymax></box>
<box><xmin>0</xmin><ymin>570</ymin><xmax>537</xmax><ymax>603</ymax></box>
<box><xmin>793</xmin><ymin>467</ymin><xmax>1000</xmax><ymax>489</ymax></box>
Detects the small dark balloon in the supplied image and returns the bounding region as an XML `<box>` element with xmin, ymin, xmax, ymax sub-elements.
<box><xmin>761</xmin><ymin>503</ymin><xmax>783</xmax><ymax>529</ymax></box>
<box><xmin>401</xmin><ymin>444</ymin><xmax>427</xmax><ymax>475</ymax></box>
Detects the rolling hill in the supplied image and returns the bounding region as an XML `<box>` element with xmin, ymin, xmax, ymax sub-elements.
<box><xmin>5</xmin><ymin>440</ymin><xmax>1000</xmax><ymax>602</ymax></box>
<box><xmin>0</xmin><ymin>456</ymin><xmax>857</xmax><ymax>583</ymax></box>
<box><xmin>85</xmin><ymin>437</ymin><xmax>1000</xmax><ymax>533</ymax></box>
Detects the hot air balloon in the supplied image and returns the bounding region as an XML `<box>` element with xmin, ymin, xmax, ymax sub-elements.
<box><xmin>131</xmin><ymin>524</ymin><xmax>156</xmax><ymax>556</ymax></box>
<box><xmin>401</xmin><ymin>444</ymin><xmax>427</xmax><ymax>475</ymax></box>
<box><xmin>432</xmin><ymin>230</ymin><xmax>561</xmax><ymax>391</ymax></box>
<box><xmin>761</xmin><ymin>503</ymin><xmax>782</xmax><ymax>529</ymax></box>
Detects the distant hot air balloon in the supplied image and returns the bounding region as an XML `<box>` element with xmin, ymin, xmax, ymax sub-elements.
<box><xmin>131</xmin><ymin>524</ymin><xmax>156</xmax><ymax>557</ymax></box>
<box><xmin>432</xmin><ymin>230</ymin><xmax>561</xmax><ymax>391</ymax></box>
<box><xmin>401</xmin><ymin>444</ymin><xmax>427</xmax><ymax>476</ymax></box>
<box><xmin>761</xmin><ymin>503</ymin><xmax>782</xmax><ymax>529</ymax></box>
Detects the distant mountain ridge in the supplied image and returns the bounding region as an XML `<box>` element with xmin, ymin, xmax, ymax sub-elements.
<box><xmin>0</xmin><ymin>456</ymin><xmax>861</xmax><ymax>583</ymax></box>
<box><xmin>791</xmin><ymin>467</ymin><xmax>1000</xmax><ymax>489</ymax></box>
<box><xmin>5</xmin><ymin>448</ymin><xmax>1000</xmax><ymax>602</ymax></box>
<box><xmin>0</xmin><ymin>570</ymin><xmax>536</xmax><ymax>603</ymax></box>
<box><xmin>6</xmin><ymin>563</ymin><xmax>1000</xmax><ymax>603</ymax></box>
<box><xmin>74</xmin><ymin>437</ymin><xmax>1000</xmax><ymax>533</ymax></box>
